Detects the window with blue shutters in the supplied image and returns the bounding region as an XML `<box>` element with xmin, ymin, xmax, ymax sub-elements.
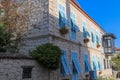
<box><xmin>61</xmin><ymin>50</ymin><xmax>72</xmax><ymax>76</ymax></box>
<box><xmin>96</xmin><ymin>32</ymin><xmax>100</xmax><ymax>44</ymax></box>
<box><xmin>91</xmin><ymin>32</ymin><xmax>95</xmax><ymax>43</ymax></box>
<box><xmin>91</xmin><ymin>28</ymin><xmax>95</xmax><ymax>47</ymax></box>
<box><xmin>92</xmin><ymin>56</ymin><xmax>99</xmax><ymax>71</ymax></box>
<box><xmin>70</xmin><ymin>12</ymin><xmax>80</xmax><ymax>41</ymax></box>
<box><xmin>84</xmin><ymin>54</ymin><xmax>92</xmax><ymax>72</ymax></box>
<box><xmin>98</xmin><ymin>57</ymin><xmax>103</xmax><ymax>70</ymax></box>
<box><xmin>58</xmin><ymin>4</ymin><xmax>67</xmax><ymax>28</ymax></box>
<box><xmin>72</xmin><ymin>52</ymin><xmax>82</xmax><ymax>74</ymax></box>
<box><xmin>82</xmin><ymin>22</ymin><xmax>90</xmax><ymax>39</ymax></box>
<box><xmin>72</xmin><ymin>52</ymin><xmax>82</xmax><ymax>80</ymax></box>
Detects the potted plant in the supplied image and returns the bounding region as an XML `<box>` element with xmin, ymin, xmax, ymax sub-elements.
<box><xmin>99</xmin><ymin>71</ymin><xmax>102</xmax><ymax>75</ymax></box>
<box><xmin>59</xmin><ymin>27</ymin><xmax>69</xmax><ymax>35</ymax></box>
<box><xmin>97</xmin><ymin>43</ymin><xmax>101</xmax><ymax>48</ymax></box>
<box><xmin>85</xmin><ymin>73</ymin><xmax>90</xmax><ymax>80</ymax></box>
<box><xmin>84</xmin><ymin>38</ymin><xmax>90</xmax><ymax>43</ymax></box>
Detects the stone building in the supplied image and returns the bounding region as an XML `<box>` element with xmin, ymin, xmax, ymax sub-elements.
<box><xmin>0</xmin><ymin>0</ymin><xmax>116</xmax><ymax>80</ymax></box>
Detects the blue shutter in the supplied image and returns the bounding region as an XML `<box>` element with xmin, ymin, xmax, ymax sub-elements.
<box><xmin>98</xmin><ymin>57</ymin><xmax>103</xmax><ymax>70</ymax></box>
<box><xmin>61</xmin><ymin>55</ymin><xmax>69</xmax><ymax>75</ymax></box>
<box><xmin>83</xmin><ymin>27</ymin><xmax>87</xmax><ymax>39</ymax></box>
<box><xmin>61</xmin><ymin>50</ymin><xmax>72</xmax><ymax>75</ymax></box>
<box><xmin>84</xmin><ymin>54</ymin><xmax>92</xmax><ymax>72</ymax></box>
<box><xmin>82</xmin><ymin>22</ymin><xmax>90</xmax><ymax>39</ymax></box>
<box><xmin>58</xmin><ymin>4</ymin><xmax>67</xmax><ymax>28</ymax></box>
<box><xmin>63</xmin><ymin>51</ymin><xmax>72</xmax><ymax>74</ymax></box>
<box><xmin>92</xmin><ymin>56</ymin><xmax>99</xmax><ymax>71</ymax></box>
<box><xmin>96</xmin><ymin>32</ymin><xmax>99</xmax><ymax>44</ymax></box>
<box><xmin>72</xmin><ymin>52</ymin><xmax>82</xmax><ymax>74</ymax></box>
<box><xmin>70</xmin><ymin>13</ymin><xmax>77</xmax><ymax>41</ymax></box>
<box><xmin>91</xmin><ymin>28</ymin><xmax>95</xmax><ymax>48</ymax></box>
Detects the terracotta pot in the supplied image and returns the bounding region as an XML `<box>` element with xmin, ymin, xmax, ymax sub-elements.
<box><xmin>99</xmin><ymin>71</ymin><xmax>102</xmax><ymax>75</ymax></box>
<box><xmin>59</xmin><ymin>27</ymin><xmax>69</xmax><ymax>35</ymax></box>
<box><xmin>97</xmin><ymin>44</ymin><xmax>100</xmax><ymax>48</ymax></box>
<box><xmin>84</xmin><ymin>38</ymin><xmax>90</xmax><ymax>43</ymax></box>
<box><xmin>85</xmin><ymin>74</ymin><xmax>90</xmax><ymax>78</ymax></box>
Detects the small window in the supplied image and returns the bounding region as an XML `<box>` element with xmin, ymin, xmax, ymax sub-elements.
<box><xmin>22</xmin><ymin>67</ymin><xmax>33</xmax><ymax>79</ymax></box>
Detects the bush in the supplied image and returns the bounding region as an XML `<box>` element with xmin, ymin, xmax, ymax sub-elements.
<box><xmin>30</xmin><ymin>43</ymin><xmax>62</xmax><ymax>70</ymax></box>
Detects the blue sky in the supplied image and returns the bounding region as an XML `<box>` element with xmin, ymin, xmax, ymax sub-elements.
<box><xmin>77</xmin><ymin>0</ymin><xmax>120</xmax><ymax>48</ymax></box>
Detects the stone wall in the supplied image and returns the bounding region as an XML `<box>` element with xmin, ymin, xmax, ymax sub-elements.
<box><xmin>0</xmin><ymin>58</ymin><xmax>50</xmax><ymax>80</ymax></box>
<box><xmin>19</xmin><ymin>0</ymin><xmax>50</xmax><ymax>54</ymax></box>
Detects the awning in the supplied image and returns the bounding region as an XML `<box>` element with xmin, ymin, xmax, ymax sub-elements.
<box><xmin>84</xmin><ymin>54</ymin><xmax>92</xmax><ymax>71</ymax></box>
<box><xmin>61</xmin><ymin>51</ymin><xmax>72</xmax><ymax>75</ymax></box>
<box><xmin>72</xmin><ymin>52</ymin><xmax>82</xmax><ymax>74</ymax></box>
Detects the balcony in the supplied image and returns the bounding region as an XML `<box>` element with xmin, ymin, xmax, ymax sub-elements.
<box><xmin>103</xmin><ymin>33</ymin><xmax>116</xmax><ymax>56</ymax></box>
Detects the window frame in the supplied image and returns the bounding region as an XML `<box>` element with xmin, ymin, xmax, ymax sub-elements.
<box><xmin>22</xmin><ymin>66</ymin><xmax>34</xmax><ymax>79</ymax></box>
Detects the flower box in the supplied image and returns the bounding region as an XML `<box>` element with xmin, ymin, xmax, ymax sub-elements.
<box><xmin>99</xmin><ymin>71</ymin><xmax>102</xmax><ymax>75</ymax></box>
<box><xmin>59</xmin><ymin>27</ymin><xmax>69</xmax><ymax>35</ymax></box>
<box><xmin>84</xmin><ymin>38</ymin><xmax>90</xmax><ymax>43</ymax></box>
<box><xmin>97</xmin><ymin>44</ymin><xmax>101</xmax><ymax>48</ymax></box>
<box><xmin>85</xmin><ymin>73</ymin><xmax>90</xmax><ymax>79</ymax></box>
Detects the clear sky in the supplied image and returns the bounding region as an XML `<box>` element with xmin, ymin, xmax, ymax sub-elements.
<box><xmin>77</xmin><ymin>0</ymin><xmax>120</xmax><ymax>48</ymax></box>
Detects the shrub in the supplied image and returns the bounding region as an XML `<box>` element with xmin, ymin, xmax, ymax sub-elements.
<box><xmin>30</xmin><ymin>43</ymin><xmax>62</xmax><ymax>70</ymax></box>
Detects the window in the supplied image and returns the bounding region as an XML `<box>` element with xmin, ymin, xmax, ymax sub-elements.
<box><xmin>91</xmin><ymin>32</ymin><xmax>95</xmax><ymax>43</ymax></box>
<box><xmin>93</xmin><ymin>62</ymin><xmax>96</xmax><ymax>71</ymax></box>
<box><xmin>61</xmin><ymin>50</ymin><xmax>72</xmax><ymax>76</ymax></box>
<box><xmin>71</xmin><ymin>52</ymin><xmax>82</xmax><ymax>74</ymax></box>
<box><xmin>92</xmin><ymin>56</ymin><xmax>99</xmax><ymax>71</ymax></box>
<box><xmin>98</xmin><ymin>57</ymin><xmax>103</xmax><ymax>70</ymax></box>
<box><xmin>84</xmin><ymin>54</ymin><xmax>92</xmax><ymax>72</ymax></box>
<box><xmin>104</xmin><ymin>39</ymin><xmax>112</xmax><ymax>48</ymax></box>
<box><xmin>82</xmin><ymin>22</ymin><xmax>90</xmax><ymax>39</ymax></box>
<box><xmin>85</xmin><ymin>61</ymin><xmax>89</xmax><ymax>72</ymax></box>
<box><xmin>91</xmin><ymin>29</ymin><xmax>95</xmax><ymax>48</ymax></box>
<box><xmin>22</xmin><ymin>66</ymin><xmax>33</xmax><ymax>79</ymax></box>
<box><xmin>72</xmin><ymin>61</ymin><xmax>77</xmax><ymax>74</ymax></box>
<box><xmin>70</xmin><ymin>13</ymin><xmax>80</xmax><ymax>41</ymax></box>
<box><xmin>96</xmin><ymin>34</ymin><xmax>99</xmax><ymax>44</ymax></box>
<box><xmin>58</xmin><ymin>4</ymin><xmax>67</xmax><ymax>28</ymax></box>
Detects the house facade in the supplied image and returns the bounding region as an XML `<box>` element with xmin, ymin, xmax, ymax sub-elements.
<box><xmin>0</xmin><ymin>0</ymin><xmax>116</xmax><ymax>80</ymax></box>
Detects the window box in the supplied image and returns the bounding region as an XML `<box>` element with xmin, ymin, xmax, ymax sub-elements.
<box><xmin>99</xmin><ymin>71</ymin><xmax>102</xmax><ymax>75</ymax></box>
<box><xmin>97</xmin><ymin>43</ymin><xmax>101</xmax><ymax>48</ymax></box>
<box><xmin>85</xmin><ymin>73</ymin><xmax>90</xmax><ymax>79</ymax></box>
<box><xmin>84</xmin><ymin>38</ymin><xmax>90</xmax><ymax>43</ymax></box>
<box><xmin>59</xmin><ymin>27</ymin><xmax>69</xmax><ymax>35</ymax></box>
